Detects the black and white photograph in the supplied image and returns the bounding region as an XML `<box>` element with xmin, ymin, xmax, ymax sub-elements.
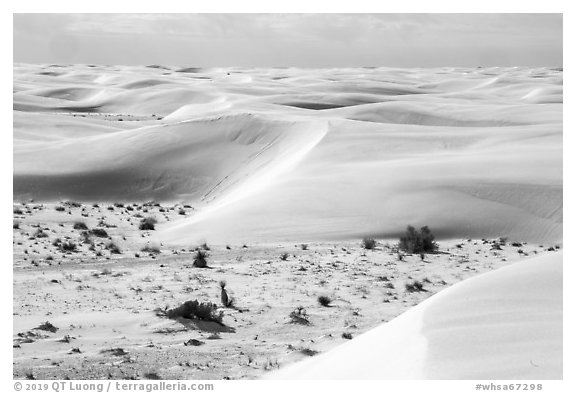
<box><xmin>9</xmin><ymin>7</ymin><xmax>567</xmax><ymax>386</ymax></box>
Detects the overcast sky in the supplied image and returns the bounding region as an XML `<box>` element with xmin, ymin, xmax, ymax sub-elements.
<box><xmin>13</xmin><ymin>14</ymin><xmax>562</xmax><ymax>67</ymax></box>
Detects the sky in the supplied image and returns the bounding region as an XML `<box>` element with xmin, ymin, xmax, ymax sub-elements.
<box><xmin>13</xmin><ymin>14</ymin><xmax>563</xmax><ymax>67</ymax></box>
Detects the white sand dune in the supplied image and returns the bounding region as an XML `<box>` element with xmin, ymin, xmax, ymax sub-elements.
<box><xmin>266</xmin><ymin>252</ymin><xmax>563</xmax><ymax>379</ymax></box>
<box><xmin>13</xmin><ymin>64</ymin><xmax>562</xmax><ymax>244</ymax></box>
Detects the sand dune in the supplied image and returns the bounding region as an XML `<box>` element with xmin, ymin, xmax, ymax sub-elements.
<box><xmin>13</xmin><ymin>64</ymin><xmax>562</xmax><ymax>244</ymax></box>
<box><xmin>266</xmin><ymin>251</ymin><xmax>563</xmax><ymax>379</ymax></box>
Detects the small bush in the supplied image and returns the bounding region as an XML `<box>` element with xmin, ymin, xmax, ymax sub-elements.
<box><xmin>279</xmin><ymin>252</ymin><xmax>289</xmax><ymax>261</ymax></box>
<box><xmin>59</xmin><ymin>241</ymin><xmax>77</xmax><ymax>252</ymax></box>
<box><xmin>73</xmin><ymin>222</ymin><xmax>88</xmax><ymax>230</ymax></box>
<box><xmin>34</xmin><ymin>228</ymin><xmax>49</xmax><ymax>238</ymax></box>
<box><xmin>318</xmin><ymin>295</ymin><xmax>332</xmax><ymax>307</ymax></box>
<box><xmin>139</xmin><ymin>217</ymin><xmax>157</xmax><ymax>230</ymax></box>
<box><xmin>342</xmin><ymin>332</ymin><xmax>353</xmax><ymax>340</ymax></box>
<box><xmin>192</xmin><ymin>250</ymin><xmax>208</xmax><ymax>268</ymax></box>
<box><xmin>13</xmin><ymin>221</ymin><xmax>20</xmax><ymax>229</ymax></box>
<box><xmin>405</xmin><ymin>280</ymin><xmax>426</xmax><ymax>293</ymax></box>
<box><xmin>13</xmin><ymin>207</ymin><xmax>24</xmax><ymax>215</ymax></box>
<box><xmin>106</xmin><ymin>242</ymin><xmax>122</xmax><ymax>254</ymax></box>
<box><xmin>141</xmin><ymin>245</ymin><xmax>161</xmax><ymax>254</ymax></box>
<box><xmin>90</xmin><ymin>228</ymin><xmax>108</xmax><ymax>238</ymax></box>
<box><xmin>361</xmin><ymin>237</ymin><xmax>377</xmax><ymax>250</ymax></box>
<box><xmin>289</xmin><ymin>306</ymin><xmax>310</xmax><ymax>325</ymax></box>
<box><xmin>300</xmin><ymin>244</ymin><xmax>309</xmax><ymax>250</ymax></box>
<box><xmin>55</xmin><ymin>206</ymin><xmax>66</xmax><ymax>212</ymax></box>
<box><xmin>398</xmin><ymin>225</ymin><xmax>438</xmax><ymax>254</ymax></box>
<box><xmin>165</xmin><ymin>300</ymin><xmax>223</xmax><ymax>325</ymax></box>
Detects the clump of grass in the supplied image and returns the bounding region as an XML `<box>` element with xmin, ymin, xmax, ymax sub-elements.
<box><xmin>405</xmin><ymin>280</ymin><xmax>426</xmax><ymax>293</ymax></box>
<box><xmin>398</xmin><ymin>225</ymin><xmax>438</xmax><ymax>254</ymax></box>
<box><xmin>139</xmin><ymin>217</ymin><xmax>157</xmax><ymax>230</ymax></box>
<box><xmin>73</xmin><ymin>222</ymin><xmax>88</xmax><ymax>230</ymax></box>
<box><xmin>318</xmin><ymin>295</ymin><xmax>332</xmax><ymax>307</ymax></box>
<box><xmin>35</xmin><ymin>321</ymin><xmax>58</xmax><ymax>333</ymax></box>
<box><xmin>34</xmin><ymin>228</ymin><xmax>49</xmax><ymax>238</ymax></box>
<box><xmin>59</xmin><ymin>241</ymin><xmax>77</xmax><ymax>252</ymax></box>
<box><xmin>141</xmin><ymin>245</ymin><xmax>161</xmax><ymax>254</ymax></box>
<box><xmin>361</xmin><ymin>237</ymin><xmax>377</xmax><ymax>250</ymax></box>
<box><xmin>106</xmin><ymin>242</ymin><xmax>122</xmax><ymax>254</ymax></box>
<box><xmin>163</xmin><ymin>300</ymin><xmax>224</xmax><ymax>325</ymax></box>
<box><xmin>289</xmin><ymin>306</ymin><xmax>310</xmax><ymax>325</ymax></box>
<box><xmin>90</xmin><ymin>228</ymin><xmax>108</xmax><ymax>238</ymax></box>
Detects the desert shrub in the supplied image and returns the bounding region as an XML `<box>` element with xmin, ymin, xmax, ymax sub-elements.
<box><xmin>114</xmin><ymin>202</ymin><xmax>124</xmax><ymax>208</ymax></box>
<box><xmin>279</xmin><ymin>252</ymin><xmax>289</xmax><ymax>261</ymax></box>
<box><xmin>34</xmin><ymin>228</ymin><xmax>48</xmax><ymax>238</ymax></box>
<box><xmin>13</xmin><ymin>207</ymin><xmax>24</xmax><ymax>215</ymax></box>
<box><xmin>398</xmin><ymin>225</ymin><xmax>438</xmax><ymax>254</ymax></box>
<box><xmin>300</xmin><ymin>244</ymin><xmax>309</xmax><ymax>250</ymax></box>
<box><xmin>361</xmin><ymin>237</ymin><xmax>377</xmax><ymax>250</ymax></box>
<box><xmin>289</xmin><ymin>306</ymin><xmax>310</xmax><ymax>325</ymax></box>
<box><xmin>342</xmin><ymin>332</ymin><xmax>353</xmax><ymax>340</ymax></box>
<box><xmin>106</xmin><ymin>242</ymin><xmax>122</xmax><ymax>254</ymax></box>
<box><xmin>90</xmin><ymin>228</ymin><xmax>108</xmax><ymax>238</ymax></box>
<box><xmin>178</xmin><ymin>209</ymin><xmax>186</xmax><ymax>215</ymax></box>
<box><xmin>13</xmin><ymin>221</ymin><xmax>20</xmax><ymax>229</ymax></box>
<box><xmin>141</xmin><ymin>245</ymin><xmax>161</xmax><ymax>254</ymax></box>
<box><xmin>511</xmin><ymin>242</ymin><xmax>522</xmax><ymax>247</ymax></box>
<box><xmin>139</xmin><ymin>217</ymin><xmax>157</xmax><ymax>230</ymax></box>
<box><xmin>165</xmin><ymin>300</ymin><xmax>223</xmax><ymax>324</ymax></box>
<box><xmin>405</xmin><ymin>280</ymin><xmax>425</xmax><ymax>293</ymax></box>
<box><xmin>65</xmin><ymin>201</ymin><xmax>81</xmax><ymax>208</ymax></box>
<box><xmin>35</xmin><ymin>321</ymin><xmax>58</xmax><ymax>333</ymax></box>
<box><xmin>55</xmin><ymin>206</ymin><xmax>66</xmax><ymax>212</ymax></box>
<box><xmin>73</xmin><ymin>222</ymin><xmax>88</xmax><ymax>230</ymax></box>
<box><xmin>318</xmin><ymin>295</ymin><xmax>332</xmax><ymax>307</ymax></box>
<box><xmin>59</xmin><ymin>241</ymin><xmax>77</xmax><ymax>252</ymax></box>
<box><xmin>192</xmin><ymin>250</ymin><xmax>208</xmax><ymax>268</ymax></box>
<box><xmin>126</xmin><ymin>205</ymin><xmax>134</xmax><ymax>211</ymax></box>
<box><xmin>52</xmin><ymin>238</ymin><xmax>62</xmax><ymax>247</ymax></box>
<box><xmin>200</xmin><ymin>242</ymin><xmax>210</xmax><ymax>251</ymax></box>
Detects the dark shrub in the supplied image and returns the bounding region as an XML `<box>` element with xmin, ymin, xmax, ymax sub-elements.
<box><xmin>165</xmin><ymin>300</ymin><xmax>223</xmax><ymax>325</ymax></box>
<box><xmin>55</xmin><ymin>206</ymin><xmax>66</xmax><ymax>212</ymax></box>
<box><xmin>141</xmin><ymin>245</ymin><xmax>161</xmax><ymax>254</ymax></box>
<box><xmin>13</xmin><ymin>207</ymin><xmax>24</xmax><ymax>215</ymax></box>
<box><xmin>405</xmin><ymin>280</ymin><xmax>426</xmax><ymax>293</ymax></box>
<box><xmin>90</xmin><ymin>228</ymin><xmax>108</xmax><ymax>238</ymax></box>
<box><xmin>398</xmin><ymin>225</ymin><xmax>438</xmax><ymax>254</ymax></box>
<box><xmin>318</xmin><ymin>295</ymin><xmax>331</xmax><ymax>307</ymax></box>
<box><xmin>139</xmin><ymin>217</ymin><xmax>157</xmax><ymax>230</ymax></box>
<box><xmin>59</xmin><ymin>241</ymin><xmax>77</xmax><ymax>252</ymax></box>
<box><xmin>13</xmin><ymin>221</ymin><xmax>20</xmax><ymax>229</ymax></box>
<box><xmin>106</xmin><ymin>242</ymin><xmax>122</xmax><ymax>254</ymax></box>
<box><xmin>192</xmin><ymin>250</ymin><xmax>208</xmax><ymax>268</ymax></box>
<box><xmin>73</xmin><ymin>222</ymin><xmax>88</xmax><ymax>230</ymax></box>
<box><xmin>362</xmin><ymin>237</ymin><xmax>376</xmax><ymax>250</ymax></box>
<box><xmin>289</xmin><ymin>306</ymin><xmax>310</xmax><ymax>325</ymax></box>
<box><xmin>300</xmin><ymin>244</ymin><xmax>308</xmax><ymax>250</ymax></box>
<box><xmin>34</xmin><ymin>228</ymin><xmax>48</xmax><ymax>238</ymax></box>
<box><xmin>279</xmin><ymin>252</ymin><xmax>289</xmax><ymax>261</ymax></box>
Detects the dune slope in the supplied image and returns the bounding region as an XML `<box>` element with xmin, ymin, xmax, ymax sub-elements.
<box><xmin>266</xmin><ymin>251</ymin><xmax>563</xmax><ymax>379</ymax></box>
